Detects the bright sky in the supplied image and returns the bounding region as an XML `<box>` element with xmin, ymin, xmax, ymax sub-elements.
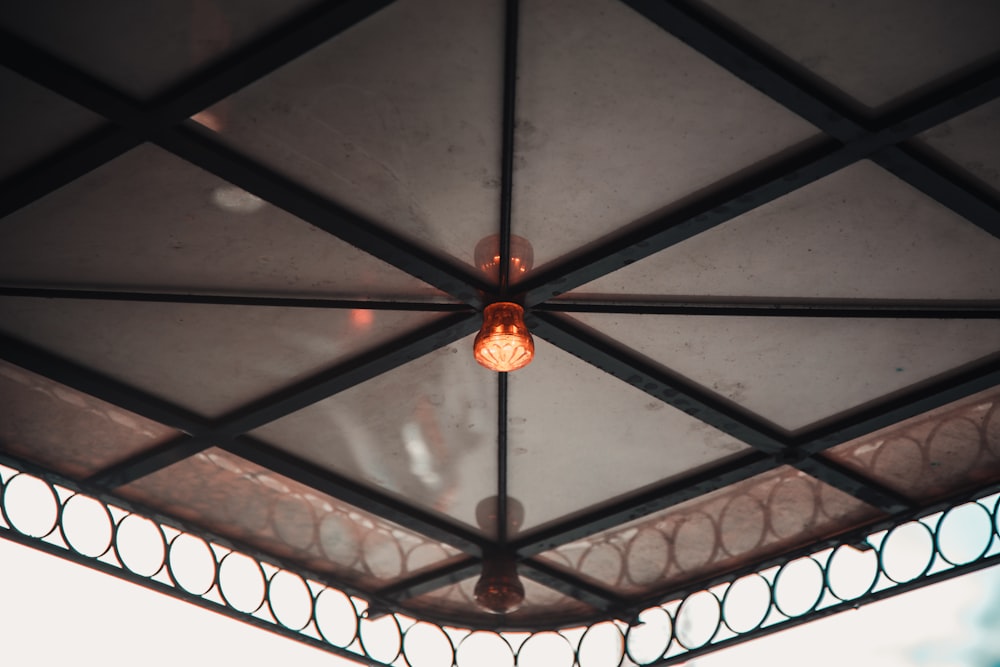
<box><xmin>1</xmin><ymin>536</ymin><xmax>999</xmax><ymax>667</ymax></box>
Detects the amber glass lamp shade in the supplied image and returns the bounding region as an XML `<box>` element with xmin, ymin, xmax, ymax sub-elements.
<box><xmin>474</xmin><ymin>555</ymin><xmax>525</xmax><ymax>614</ymax></box>
<box><xmin>474</xmin><ymin>303</ymin><xmax>534</xmax><ymax>372</ymax></box>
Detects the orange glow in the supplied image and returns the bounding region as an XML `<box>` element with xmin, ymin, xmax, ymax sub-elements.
<box><xmin>474</xmin><ymin>303</ymin><xmax>534</xmax><ymax>372</ymax></box>
<box><xmin>473</xmin><ymin>235</ymin><xmax>535</xmax><ymax>278</ymax></box>
<box><xmin>474</xmin><ymin>555</ymin><xmax>525</xmax><ymax>614</ymax></box>
<box><xmin>349</xmin><ymin>309</ymin><xmax>375</xmax><ymax>329</ymax></box>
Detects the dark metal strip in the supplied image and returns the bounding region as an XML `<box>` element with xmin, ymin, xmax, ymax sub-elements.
<box><xmin>527</xmin><ymin>311</ymin><xmax>789</xmax><ymax>452</ymax></box>
<box><xmin>498</xmin><ymin>372</ymin><xmax>510</xmax><ymax>544</ymax></box>
<box><xmin>0</xmin><ymin>287</ymin><xmax>472</xmax><ymax>312</ymax></box>
<box><xmin>85</xmin><ymin>312</ymin><xmax>479</xmax><ymax>487</ymax></box>
<box><xmin>517</xmin><ymin>139</ymin><xmax>856</xmax><ymax>305</ymax></box>
<box><xmin>498</xmin><ymin>0</ymin><xmax>520</xmax><ymax>294</ymax></box>
<box><xmin>873</xmin><ymin>144</ymin><xmax>1000</xmax><ymax>239</ymax></box>
<box><xmin>147</xmin><ymin>0</ymin><xmax>398</xmax><ymax>123</ymax></box>
<box><xmin>86</xmin><ymin>435</ymin><xmax>215</xmax><ymax>488</ymax></box>
<box><xmin>794</xmin><ymin>357</ymin><xmax>1000</xmax><ymax>453</ymax></box>
<box><xmin>220</xmin><ymin>437</ymin><xmax>490</xmax><ymax>555</ymax></box>
<box><xmin>510</xmin><ymin>451</ymin><xmax>775</xmax><ymax>557</ymax></box>
<box><xmin>619</xmin><ymin>0</ymin><xmax>864</xmax><ymax>140</ymax></box>
<box><xmin>157</xmin><ymin>127</ymin><xmax>489</xmax><ymax>306</ymax></box>
<box><xmin>213</xmin><ymin>312</ymin><xmax>479</xmax><ymax>435</ymax></box>
<box><xmin>0</xmin><ymin>28</ymin><xmax>140</xmax><ymax>121</ymax></box>
<box><xmin>374</xmin><ymin>558</ymin><xmax>483</xmax><ymax>600</ymax></box>
<box><xmin>520</xmin><ymin>559</ymin><xmax>630</xmax><ymax>614</ymax></box>
<box><xmin>792</xmin><ymin>457</ymin><xmax>914</xmax><ymax>513</ymax></box>
<box><xmin>514</xmin><ymin>19</ymin><xmax>1000</xmax><ymax>305</ymax></box>
<box><xmin>621</xmin><ymin>0</ymin><xmax>1000</xmax><ymax>239</ymax></box>
<box><xmin>0</xmin><ymin>2</ymin><xmax>398</xmax><ymax>218</ymax></box>
<box><xmin>0</xmin><ymin>126</ymin><xmax>141</xmax><ymax>220</ymax></box>
<box><xmin>0</xmin><ymin>332</ymin><xmax>206</xmax><ymax>434</ymax></box>
<box><xmin>537</xmin><ymin>298</ymin><xmax>1000</xmax><ymax>318</ymax></box>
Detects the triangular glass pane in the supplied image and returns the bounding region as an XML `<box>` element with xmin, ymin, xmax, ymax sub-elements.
<box><xmin>918</xmin><ymin>98</ymin><xmax>1000</xmax><ymax>200</ymax></box>
<box><xmin>0</xmin><ymin>0</ymin><xmax>322</xmax><ymax>99</ymax></box>
<box><xmin>508</xmin><ymin>339</ymin><xmax>751</xmax><ymax>532</ymax></box>
<box><xmin>252</xmin><ymin>334</ymin><xmax>498</xmax><ymax>536</ymax></box>
<box><xmin>535</xmin><ymin>467</ymin><xmax>881</xmax><ymax>595</ymax></box>
<box><xmin>572</xmin><ymin>312</ymin><xmax>1000</xmax><ymax>432</ymax></box>
<box><xmin>570</xmin><ymin>161</ymin><xmax>1000</xmax><ymax>300</ymax></box>
<box><xmin>0</xmin><ymin>67</ymin><xmax>102</xmax><ymax>180</ymax></box>
<box><xmin>511</xmin><ymin>0</ymin><xmax>818</xmax><ymax>272</ymax></box>
<box><xmin>118</xmin><ymin>447</ymin><xmax>463</xmax><ymax>589</ymax></box>
<box><xmin>0</xmin><ymin>144</ymin><xmax>447</xmax><ymax>301</ymax></box>
<box><xmin>0</xmin><ymin>360</ymin><xmax>178</xmax><ymax>478</ymax></box>
<box><xmin>696</xmin><ymin>0</ymin><xmax>1000</xmax><ymax>113</ymax></box>
<box><xmin>0</xmin><ymin>296</ymin><xmax>445</xmax><ymax>418</ymax></box>
<box><xmin>824</xmin><ymin>387</ymin><xmax>1000</xmax><ymax>503</ymax></box>
<box><xmin>200</xmin><ymin>0</ymin><xmax>504</xmax><ymax>271</ymax></box>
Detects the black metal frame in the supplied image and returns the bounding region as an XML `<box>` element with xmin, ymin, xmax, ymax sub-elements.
<box><xmin>1</xmin><ymin>0</ymin><xmax>999</xmax><ymax>647</ymax></box>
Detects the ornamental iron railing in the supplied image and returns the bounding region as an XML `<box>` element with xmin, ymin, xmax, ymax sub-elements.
<box><xmin>1</xmin><ymin>454</ymin><xmax>998</xmax><ymax>667</ymax></box>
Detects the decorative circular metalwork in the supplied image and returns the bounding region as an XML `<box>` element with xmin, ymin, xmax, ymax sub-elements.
<box><xmin>577</xmin><ymin>622</ymin><xmax>625</xmax><ymax>667</ymax></box>
<box><xmin>825</xmin><ymin>544</ymin><xmax>879</xmax><ymax>601</ymax></box>
<box><xmin>2</xmin><ymin>473</ymin><xmax>59</xmax><ymax>538</ymax></box>
<box><xmin>167</xmin><ymin>532</ymin><xmax>216</xmax><ymax>596</ymax></box>
<box><xmin>518</xmin><ymin>631</ymin><xmax>575</xmax><ymax>667</ymax></box>
<box><xmin>218</xmin><ymin>551</ymin><xmax>267</xmax><ymax>613</ymax></box>
<box><xmin>773</xmin><ymin>557</ymin><xmax>824</xmax><ymax>617</ymax></box>
<box><xmin>880</xmin><ymin>521</ymin><xmax>935</xmax><ymax>584</ymax></box>
<box><xmin>267</xmin><ymin>569</ymin><xmax>314</xmax><ymax>631</ymax></box>
<box><xmin>314</xmin><ymin>588</ymin><xmax>359</xmax><ymax>648</ymax></box>
<box><xmin>721</xmin><ymin>573</ymin><xmax>771</xmax><ymax>633</ymax></box>
<box><xmin>674</xmin><ymin>590</ymin><xmax>721</xmax><ymax>649</ymax></box>
<box><xmin>456</xmin><ymin>632</ymin><xmax>515</xmax><ymax>667</ymax></box>
<box><xmin>719</xmin><ymin>493</ymin><xmax>767</xmax><ymax>557</ymax></box>
<box><xmin>1</xmin><ymin>457</ymin><xmax>998</xmax><ymax>667</ymax></box>
<box><xmin>358</xmin><ymin>612</ymin><xmax>403</xmax><ymax>665</ymax></box>
<box><xmin>114</xmin><ymin>514</ymin><xmax>166</xmax><ymax>577</ymax></box>
<box><xmin>60</xmin><ymin>493</ymin><xmax>114</xmax><ymax>558</ymax></box>
<box><xmin>935</xmin><ymin>502</ymin><xmax>994</xmax><ymax>566</ymax></box>
<box><xmin>403</xmin><ymin>622</ymin><xmax>455</xmax><ymax>667</ymax></box>
<box><xmin>625</xmin><ymin>606</ymin><xmax>672</xmax><ymax>665</ymax></box>
<box><xmin>625</xmin><ymin>527</ymin><xmax>668</xmax><ymax>586</ymax></box>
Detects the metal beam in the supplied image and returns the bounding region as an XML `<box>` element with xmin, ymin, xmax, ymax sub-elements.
<box><xmin>374</xmin><ymin>558</ymin><xmax>483</xmax><ymax>601</ymax></box>
<box><xmin>510</xmin><ymin>451</ymin><xmax>776</xmax><ymax>557</ymax></box>
<box><xmin>537</xmin><ymin>298</ymin><xmax>1000</xmax><ymax>319</ymax></box>
<box><xmin>222</xmin><ymin>437</ymin><xmax>490</xmax><ymax>556</ymax></box>
<box><xmin>0</xmin><ymin>287</ymin><xmax>472</xmax><ymax>312</ymax></box>
<box><xmin>520</xmin><ymin>558</ymin><xmax>632</xmax><ymax>616</ymax></box>
<box><xmin>498</xmin><ymin>0</ymin><xmax>520</xmax><ymax>295</ymax></box>
<box><xmin>0</xmin><ymin>1</ymin><xmax>398</xmax><ymax>218</ymax></box>
<box><xmin>527</xmin><ymin>311</ymin><xmax>789</xmax><ymax>453</ymax></box>
<box><xmin>514</xmin><ymin>29</ymin><xmax>1000</xmax><ymax>306</ymax></box>
<box><xmin>794</xmin><ymin>356</ymin><xmax>1000</xmax><ymax>453</ymax></box>
<box><xmin>87</xmin><ymin>312</ymin><xmax>479</xmax><ymax>487</ymax></box>
<box><xmin>156</xmin><ymin>126</ymin><xmax>489</xmax><ymax>305</ymax></box>
<box><xmin>620</xmin><ymin>0</ymin><xmax>1000</xmax><ymax>236</ymax></box>
<box><xmin>0</xmin><ymin>332</ymin><xmax>206</xmax><ymax>434</ymax></box>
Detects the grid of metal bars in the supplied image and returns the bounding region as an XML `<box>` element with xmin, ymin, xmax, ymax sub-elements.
<box><xmin>1</xmin><ymin>0</ymin><xmax>999</xmax><ymax>644</ymax></box>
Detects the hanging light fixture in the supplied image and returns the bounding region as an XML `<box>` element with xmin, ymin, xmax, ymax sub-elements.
<box><xmin>474</xmin><ymin>554</ymin><xmax>525</xmax><ymax>614</ymax></box>
<box><xmin>474</xmin><ymin>302</ymin><xmax>534</xmax><ymax>372</ymax></box>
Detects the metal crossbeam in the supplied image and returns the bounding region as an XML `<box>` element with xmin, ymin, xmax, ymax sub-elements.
<box><xmin>621</xmin><ymin>0</ymin><xmax>1000</xmax><ymax>238</ymax></box>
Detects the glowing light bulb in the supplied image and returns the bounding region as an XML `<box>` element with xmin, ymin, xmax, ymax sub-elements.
<box><xmin>474</xmin><ymin>303</ymin><xmax>534</xmax><ymax>372</ymax></box>
<box><xmin>474</xmin><ymin>555</ymin><xmax>525</xmax><ymax>614</ymax></box>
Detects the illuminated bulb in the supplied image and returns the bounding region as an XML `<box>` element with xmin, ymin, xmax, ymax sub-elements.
<box><xmin>474</xmin><ymin>555</ymin><xmax>525</xmax><ymax>614</ymax></box>
<box><xmin>474</xmin><ymin>302</ymin><xmax>534</xmax><ymax>372</ymax></box>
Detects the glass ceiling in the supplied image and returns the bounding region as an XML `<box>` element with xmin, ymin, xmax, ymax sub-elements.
<box><xmin>1</xmin><ymin>0</ymin><xmax>999</xmax><ymax>664</ymax></box>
